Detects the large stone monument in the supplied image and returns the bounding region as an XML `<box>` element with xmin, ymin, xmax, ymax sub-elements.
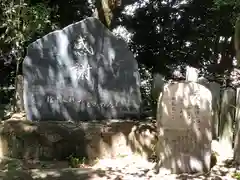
<box><xmin>23</xmin><ymin>17</ymin><xmax>141</xmax><ymax>121</ymax></box>
<box><xmin>156</xmin><ymin>82</ymin><xmax>212</xmax><ymax>174</ymax></box>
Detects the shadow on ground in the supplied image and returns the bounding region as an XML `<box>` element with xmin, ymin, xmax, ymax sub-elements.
<box><xmin>0</xmin><ymin>157</ymin><xmax>154</xmax><ymax>180</ymax></box>
<box><xmin>0</xmin><ymin>156</ymin><xmax>235</xmax><ymax>180</ymax></box>
<box><xmin>0</xmin><ymin>158</ymin><xmax>107</xmax><ymax>180</ymax></box>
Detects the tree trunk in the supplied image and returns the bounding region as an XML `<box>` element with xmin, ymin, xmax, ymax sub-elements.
<box><xmin>94</xmin><ymin>0</ymin><xmax>122</xmax><ymax>28</ymax></box>
<box><xmin>95</xmin><ymin>0</ymin><xmax>112</xmax><ymax>28</ymax></box>
<box><xmin>234</xmin><ymin>87</ymin><xmax>240</xmax><ymax>164</ymax></box>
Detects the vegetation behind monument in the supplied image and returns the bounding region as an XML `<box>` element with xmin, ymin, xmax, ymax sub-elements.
<box><xmin>0</xmin><ymin>0</ymin><xmax>239</xmax><ymax>113</ymax></box>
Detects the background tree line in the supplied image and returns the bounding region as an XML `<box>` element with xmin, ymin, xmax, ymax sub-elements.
<box><xmin>0</xmin><ymin>0</ymin><xmax>239</xmax><ymax>108</ymax></box>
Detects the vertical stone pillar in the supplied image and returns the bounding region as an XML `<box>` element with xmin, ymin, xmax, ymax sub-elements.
<box><xmin>234</xmin><ymin>87</ymin><xmax>240</xmax><ymax>163</ymax></box>
<box><xmin>186</xmin><ymin>66</ymin><xmax>199</xmax><ymax>82</ymax></box>
<box><xmin>208</xmin><ymin>82</ymin><xmax>221</xmax><ymax>139</ymax></box>
<box><xmin>219</xmin><ymin>88</ymin><xmax>235</xmax><ymax>160</ymax></box>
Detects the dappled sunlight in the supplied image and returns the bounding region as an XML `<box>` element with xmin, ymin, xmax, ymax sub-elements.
<box><xmin>156</xmin><ymin>82</ymin><xmax>212</xmax><ymax>174</ymax></box>
<box><xmin>23</xmin><ymin>17</ymin><xmax>141</xmax><ymax>122</ymax></box>
<box><xmin>0</xmin><ymin>117</ymin><xmax>158</xmax><ymax>165</ymax></box>
<box><xmin>0</xmin><ymin>153</ymin><xmax>238</xmax><ymax>179</ymax></box>
<box><xmin>0</xmin><ymin>113</ymin><xmax>239</xmax><ymax>179</ymax></box>
<box><xmin>127</xmin><ymin>123</ymin><xmax>158</xmax><ymax>159</ymax></box>
<box><xmin>91</xmin><ymin>121</ymin><xmax>158</xmax><ymax>160</ymax></box>
<box><xmin>218</xmin><ymin>88</ymin><xmax>235</xmax><ymax>160</ymax></box>
<box><xmin>31</xmin><ymin>169</ymin><xmax>62</xmax><ymax>179</ymax></box>
<box><xmin>0</xmin><ymin>136</ymin><xmax>8</xmax><ymax>160</ymax></box>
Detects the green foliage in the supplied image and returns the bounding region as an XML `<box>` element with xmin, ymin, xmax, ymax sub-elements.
<box><xmin>117</xmin><ymin>0</ymin><xmax>237</xmax><ymax>83</ymax></box>
<box><xmin>233</xmin><ymin>172</ymin><xmax>240</xmax><ymax>179</ymax></box>
<box><xmin>67</xmin><ymin>155</ymin><xmax>87</xmax><ymax>168</ymax></box>
<box><xmin>214</xmin><ymin>0</ymin><xmax>240</xmax><ymax>9</ymax></box>
<box><xmin>0</xmin><ymin>0</ymin><xmax>53</xmax><ymax>110</ymax></box>
<box><xmin>0</xmin><ymin>0</ymin><xmax>239</xmax><ymax>111</ymax></box>
<box><xmin>48</xmin><ymin>0</ymin><xmax>93</xmax><ymax>28</ymax></box>
<box><xmin>213</xmin><ymin>0</ymin><xmax>240</xmax><ymax>24</ymax></box>
<box><xmin>0</xmin><ymin>0</ymin><xmax>52</xmax><ymax>60</ymax></box>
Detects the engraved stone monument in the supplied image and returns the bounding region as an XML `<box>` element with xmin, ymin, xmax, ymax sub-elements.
<box><xmin>23</xmin><ymin>17</ymin><xmax>141</xmax><ymax>121</ymax></box>
<box><xmin>156</xmin><ymin>82</ymin><xmax>212</xmax><ymax>173</ymax></box>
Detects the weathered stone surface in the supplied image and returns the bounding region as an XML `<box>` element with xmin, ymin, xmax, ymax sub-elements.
<box><xmin>208</xmin><ymin>82</ymin><xmax>221</xmax><ymax>140</ymax></box>
<box><xmin>0</xmin><ymin>116</ymin><xmax>157</xmax><ymax>163</ymax></box>
<box><xmin>156</xmin><ymin>82</ymin><xmax>212</xmax><ymax>174</ymax></box>
<box><xmin>186</xmin><ymin>66</ymin><xmax>199</xmax><ymax>82</ymax></box>
<box><xmin>234</xmin><ymin>87</ymin><xmax>240</xmax><ymax>164</ymax></box>
<box><xmin>23</xmin><ymin>17</ymin><xmax>141</xmax><ymax>121</ymax></box>
<box><xmin>151</xmin><ymin>73</ymin><xmax>165</xmax><ymax>101</ymax></box>
<box><xmin>198</xmin><ymin>77</ymin><xmax>209</xmax><ymax>88</ymax></box>
<box><xmin>219</xmin><ymin>88</ymin><xmax>235</xmax><ymax>160</ymax></box>
<box><xmin>197</xmin><ymin>79</ymin><xmax>221</xmax><ymax>139</ymax></box>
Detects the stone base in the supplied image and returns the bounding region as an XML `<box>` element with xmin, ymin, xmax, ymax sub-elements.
<box><xmin>156</xmin><ymin>129</ymin><xmax>212</xmax><ymax>174</ymax></box>
<box><xmin>0</xmin><ymin>115</ymin><xmax>157</xmax><ymax>164</ymax></box>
